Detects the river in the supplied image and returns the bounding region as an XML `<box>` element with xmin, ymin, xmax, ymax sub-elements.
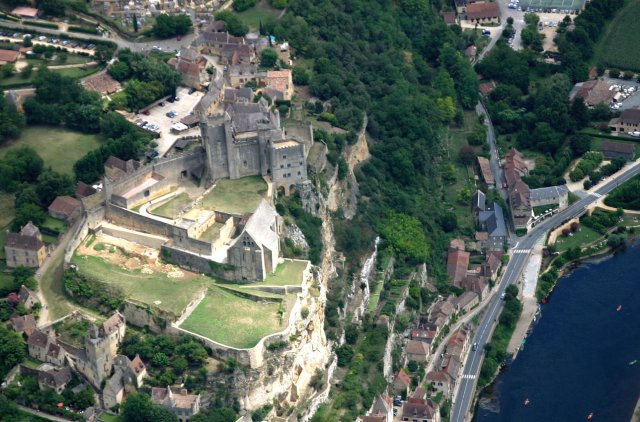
<box><xmin>475</xmin><ymin>242</ymin><xmax>640</xmax><ymax>422</ymax></box>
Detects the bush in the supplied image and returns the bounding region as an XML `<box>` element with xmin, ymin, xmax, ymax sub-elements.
<box><xmin>68</xmin><ymin>26</ymin><xmax>99</xmax><ymax>34</ymax></box>
<box><xmin>233</xmin><ymin>0</ymin><xmax>257</xmax><ymax>11</ymax></box>
<box><xmin>22</xmin><ymin>21</ymin><xmax>59</xmax><ymax>29</ymax></box>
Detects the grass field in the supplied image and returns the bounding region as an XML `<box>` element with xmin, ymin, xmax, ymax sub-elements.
<box><xmin>519</xmin><ymin>0</ymin><xmax>584</xmax><ymax>10</ymax></box>
<box><xmin>554</xmin><ymin>226</ymin><xmax>601</xmax><ymax>252</ymax></box>
<box><xmin>0</xmin><ymin>126</ymin><xmax>102</xmax><ymax>175</ymax></box>
<box><xmin>40</xmin><ymin>252</ymin><xmax>72</xmax><ymax>320</ymax></box>
<box><xmin>594</xmin><ymin>0</ymin><xmax>640</xmax><ymax>72</ymax></box>
<box><xmin>237</xmin><ymin>0</ymin><xmax>281</xmax><ymax>31</ymax></box>
<box><xmin>263</xmin><ymin>259</ymin><xmax>307</xmax><ymax>286</ymax></box>
<box><xmin>0</xmin><ymin>66</ymin><xmax>101</xmax><ymax>88</ymax></box>
<box><xmin>201</xmin><ymin>176</ymin><xmax>268</xmax><ymax>214</ymax></box>
<box><xmin>0</xmin><ymin>193</ymin><xmax>14</xmax><ymax>229</ymax></box>
<box><xmin>180</xmin><ymin>286</ymin><xmax>287</xmax><ymax>349</ymax></box>
<box><xmin>150</xmin><ymin>193</ymin><xmax>192</xmax><ymax>219</ymax></box>
<box><xmin>71</xmin><ymin>254</ymin><xmax>207</xmax><ymax>314</ymax></box>
<box><xmin>197</xmin><ymin>221</ymin><xmax>224</xmax><ymax>242</ymax></box>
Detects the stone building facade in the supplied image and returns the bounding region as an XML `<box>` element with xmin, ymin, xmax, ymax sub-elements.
<box><xmin>4</xmin><ymin>222</ymin><xmax>47</xmax><ymax>268</ymax></box>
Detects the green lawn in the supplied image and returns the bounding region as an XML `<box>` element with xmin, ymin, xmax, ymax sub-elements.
<box><xmin>554</xmin><ymin>226</ymin><xmax>602</xmax><ymax>252</ymax></box>
<box><xmin>237</xmin><ymin>0</ymin><xmax>281</xmax><ymax>31</ymax></box>
<box><xmin>0</xmin><ymin>261</ymin><xmax>15</xmax><ymax>293</ymax></box>
<box><xmin>180</xmin><ymin>286</ymin><xmax>287</xmax><ymax>348</ymax></box>
<box><xmin>42</xmin><ymin>216</ymin><xmax>67</xmax><ymax>234</ymax></box>
<box><xmin>0</xmin><ymin>193</ymin><xmax>15</xmax><ymax>229</ymax></box>
<box><xmin>71</xmin><ymin>254</ymin><xmax>207</xmax><ymax>315</ymax></box>
<box><xmin>54</xmin><ymin>318</ymin><xmax>89</xmax><ymax>348</ymax></box>
<box><xmin>0</xmin><ymin>66</ymin><xmax>101</xmax><ymax>88</ymax></box>
<box><xmin>0</xmin><ymin>126</ymin><xmax>102</xmax><ymax>175</ymax></box>
<box><xmin>263</xmin><ymin>259</ymin><xmax>307</xmax><ymax>286</ymax></box>
<box><xmin>40</xmin><ymin>252</ymin><xmax>72</xmax><ymax>320</ymax></box>
<box><xmin>593</xmin><ymin>0</ymin><xmax>640</xmax><ymax>72</ymax></box>
<box><xmin>201</xmin><ymin>176</ymin><xmax>268</xmax><ymax>215</ymax></box>
<box><xmin>197</xmin><ymin>221</ymin><xmax>224</xmax><ymax>242</ymax></box>
<box><xmin>150</xmin><ymin>193</ymin><xmax>192</xmax><ymax>219</ymax></box>
<box><xmin>99</xmin><ymin>413</ymin><xmax>122</xmax><ymax>422</ymax></box>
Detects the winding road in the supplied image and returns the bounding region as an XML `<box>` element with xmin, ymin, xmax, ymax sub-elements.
<box><xmin>450</xmin><ymin>160</ymin><xmax>640</xmax><ymax>422</ymax></box>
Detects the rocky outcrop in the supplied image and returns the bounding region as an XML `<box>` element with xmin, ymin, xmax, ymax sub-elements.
<box><xmin>284</xmin><ymin>222</ymin><xmax>309</xmax><ymax>251</ymax></box>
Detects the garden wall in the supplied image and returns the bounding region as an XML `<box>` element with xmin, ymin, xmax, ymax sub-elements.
<box><xmin>160</xmin><ymin>244</ymin><xmax>235</xmax><ymax>279</ymax></box>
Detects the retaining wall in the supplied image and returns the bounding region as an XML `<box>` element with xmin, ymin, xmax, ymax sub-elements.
<box><xmin>160</xmin><ymin>244</ymin><xmax>235</xmax><ymax>279</ymax></box>
<box><xmin>99</xmin><ymin>224</ymin><xmax>166</xmax><ymax>249</ymax></box>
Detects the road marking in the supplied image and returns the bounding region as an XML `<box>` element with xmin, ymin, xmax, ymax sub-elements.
<box><xmin>591</xmin><ymin>192</ymin><xmax>602</xmax><ymax>198</ymax></box>
<box><xmin>462</xmin><ymin>374</ymin><xmax>476</xmax><ymax>379</ymax></box>
<box><xmin>513</xmin><ymin>249</ymin><xmax>530</xmax><ymax>254</ymax></box>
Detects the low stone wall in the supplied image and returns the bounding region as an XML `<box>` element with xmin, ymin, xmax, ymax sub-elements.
<box><xmin>213</xmin><ymin>216</ymin><xmax>235</xmax><ymax>250</ymax></box>
<box><xmin>98</xmin><ymin>224</ymin><xmax>166</xmax><ymax>249</ymax></box>
<box><xmin>160</xmin><ymin>244</ymin><xmax>235</xmax><ymax>280</ymax></box>
<box><xmin>242</xmin><ymin>285</ymin><xmax>303</xmax><ymax>295</ymax></box>
<box><xmin>121</xmin><ymin>300</ymin><xmax>170</xmax><ymax>333</ymax></box>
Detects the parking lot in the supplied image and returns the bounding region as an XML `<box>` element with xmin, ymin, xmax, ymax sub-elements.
<box><xmin>0</xmin><ymin>31</ymin><xmax>96</xmax><ymax>55</ymax></box>
<box><xmin>131</xmin><ymin>86</ymin><xmax>204</xmax><ymax>156</ymax></box>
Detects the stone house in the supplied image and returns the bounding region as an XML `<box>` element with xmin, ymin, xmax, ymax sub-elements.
<box><xmin>609</xmin><ymin>107</ymin><xmax>640</xmax><ymax>133</ymax></box>
<box><xmin>4</xmin><ymin>222</ymin><xmax>47</xmax><ymax>269</ymax></box>
<box><xmin>228</xmin><ymin>63</ymin><xmax>259</xmax><ymax>87</ymax></box>
<box><xmin>482</xmin><ymin>251</ymin><xmax>502</xmax><ymax>280</ymax></box>
<box><xmin>472</xmin><ymin>190</ymin><xmax>486</xmax><ymax>213</ymax></box>
<box><xmin>510</xmin><ymin>180</ymin><xmax>532</xmax><ymax>229</ymax></box>
<box><xmin>454</xmin><ymin>291</ymin><xmax>479</xmax><ymax>313</ymax></box>
<box><xmin>19</xmin><ymin>284</ymin><xmax>39</xmax><ymax>309</ymax></box>
<box><xmin>530</xmin><ymin>185</ymin><xmax>569</xmax><ymax>212</ymax></box>
<box><xmin>447</xmin><ymin>248</ymin><xmax>470</xmax><ymax>288</ymax></box>
<box><xmin>365</xmin><ymin>395</ymin><xmax>393</xmax><ymax>422</ymax></box>
<box><xmin>478</xmin><ymin>202</ymin><xmax>507</xmax><ymax>250</ymax></box>
<box><xmin>405</xmin><ymin>340</ymin><xmax>430</xmax><ymax>363</ymax></box>
<box><xmin>400</xmin><ymin>398</ymin><xmax>440</xmax><ymax>422</ymax></box>
<box><xmin>426</xmin><ymin>371</ymin><xmax>452</xmax><ymax>398</ymax></box>
<box><xmin>194</xmin><ymin>31</ymin><xmax>245</xmax><ymax>56</ymax></box>
<box><xmin>151</xmin><ymin>386</ymin><xmax>201</xmax><ymax>422</ymax></box>
<box><xmin>104</xmin><ymin>156</ymin><xmax>141</xmax><ymax>182</ymax></box>
<box><xmin>392</xmin><ymin>369</ymin><xmax>411</xmax><ymax>396</ymax></box>
<box><xmin>38</xmin><ymin>366</ymin><xmax>72</xmax><ymax>394</ymax></box>
<box><xmin>75</xmin><ymin>182</ymin><xmax>97</xmax><ymax>199</ymax></box>
<box><xmin>263</xmin><ymin>70</ymin><xmax>294</xmax><ymax>101</ymax></box>
<box><xmin>103</xmin><ymin>354</ymin><xmax>147</xmax><ymax>410</ymax></box>
<box><xmin>48</xmin><ymin>195</ymin><xmax>82</xmax><ymax>222</ymax></box>
<box><xmin>168</xmin><ymin>48</ymin><xmax>209</xmax><ymax>90</ymax></box>
<box><xmin>599</xmin><ymin>141</ymin><xmax>636</xmax><ymax>161</ymax></box>
<box><xmin>465</xmin><ymin>2</ymin><xmax>500</xmax><ymax>24</ymax></box>
<box><xmin>27</xmin><ymin>329</ymin><xmax>54</xmax><ymax>362</ymax></box>
<box><xmin>0</xmin><ymin>49</ymin><xmax>21</xmax><ymax>66</ymax></box>
<box><xmin>461</xmin><ymin>275</ymin><xmax>489</xmax><ymax>301</ymax></box>
<box><xmin>10</xmin><ymin>314</ymin><xmax>37</xmax><ymax>337</ymax></box>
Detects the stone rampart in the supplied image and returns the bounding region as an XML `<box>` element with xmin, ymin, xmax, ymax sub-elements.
<box><xmin>160</xmin><ymin>244</ymin><xmax>235</xmax><ymax>279</ymax></box>
<box><xmin>98</xmin><ymin>224</ymin><xmax>166</xmax><ymax>249</ymax></box>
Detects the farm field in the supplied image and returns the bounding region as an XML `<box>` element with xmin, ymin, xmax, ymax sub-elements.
<box><xmin>180</xmin><ymin>286</ymin><xmax>289</xmax><ymax>349</ymax></box>
<box><xmin>0</xmin><ymin>126</ymin><xmax>102</xmax><ymax>175</ymax></box>
<box><xmin>201</xmin><ymin>175</ymin><xmax>268</xmax><ymax>214</ymax></box>
<box><xmin>71</xmin><ymin>253</ymin><xmax>207</xmax><ymax>315</ymax></box>
<box><xmin>594</xmin><ymin>0</ymin><xmax>640</xmax><ymax>72</ymax></box>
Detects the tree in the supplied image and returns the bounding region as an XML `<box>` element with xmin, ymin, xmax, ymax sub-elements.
<box><xmin>215</xmin><ymin>11</ymin><xmax>249</xmax><ymax>37</ymax></box>
<box><xmin>133</xmin><ymin>14</ymin><xmax>138</xmax><ymax>33</ymax></box>
<box><xmin>12</xmin><ymin>203</ymin><xmax>46</xmax><ymax>231</ymax></box>
<box><xmin>0</xmin><ymin>95</ymin><xmax>25</xmax><ymax>143</ymax></box>
<box><xmin>292</xmin><ymin>66</ymin><xmax>310</xmax><ymax>85</ymax></box>
<box><xmin>570</xmin><ymin>97</ymin><xmax>589</xmax><ymax>128</ymax></box>
<box><xmin>459</xmin><ymin>144</ymin><xmax>476</xmax><ymax>165</ymax></box>
<box><xmin>1</xmin><ymin>63</ymin><xmax>14</xmax><ymax>78</ymax></box>
<box><xmin>260</xmin><ymin>48</ymin><xmax>279</xmax><ymax>68</ymax></box>
<box><xmin>233</xmin><ymin>0</ymin><xmax>257</xmax><ymax>12</ymax></box>
<box><xmin>609</xmin><ymin>68</ymin><xmax>620</xmax><ymax>78</ymax></box>
<box><xmin>152</xmin><ymin>14</ymin><xmax>192</xmax><ymax>39</ymax></box>
<box><xmin>108</xmin><ymin>61</ymin><xmax>132</xmax><ymax>81</ymax></box>
<box><xmin>20</xmin><ymin>64</ymin><xmax>33</xmax><ymax>79</ymax></box>
<box><xmin>35</xmin><ymin>170</ymin><xmax>74</xmax><ymax>207</ymax></box>
<box><xmin>38</xmin><ymin>0</ymin><xmax>66</xmax><ymax>17</ymax></box>
<box><xmin>122</xmin><ymin>393</ymin><xmax>178</xmax><ymax>422</ymax></box>
<box><xmin>0</xmin><ymin>324</ymin><xmax>26</xmax><ymax>380</ymax></box>
<box><xmin>125</xmin><ymin>79</ymin><xmax>163</xmax><ymax>111</ymax></box>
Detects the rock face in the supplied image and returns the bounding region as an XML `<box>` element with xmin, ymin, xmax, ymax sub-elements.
<box><xmin>284</xmin><ymin>222</ymin><xmax>309</xmax><ymax>251</ymax></box>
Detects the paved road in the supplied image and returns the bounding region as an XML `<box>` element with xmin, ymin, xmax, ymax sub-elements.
<box><xmin>450</xmin><ymin>161</ymin><xmax>640</xmax><ymax>422</ymax></box>
<box><xmin>18</xmin><ymin>405</ymin><xmax>75</xmax><ymax>422</ymax></box>
<box><xmin>0</xmin><ymin>18</ymin><xmax>196</xmax><ymax>52</ymax></box>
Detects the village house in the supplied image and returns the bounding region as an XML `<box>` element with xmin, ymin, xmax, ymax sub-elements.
<box><xmin>223</xmin><ymin>87</ymin><xmax>253</xmax><ymax>106</ymax></box>
<box><xmin>477</xmin><ymin>157</ymin><xmax>495</xmax><ymax>188</ymax></box>
<box><xmin>4</xmin><ymin>221</ymin><xmax>47</xmax><ymax>269</ymax></box>
<box><xmin>426</xmin><ymin>371</ymin><xmax>452</xmax><ymax>398</ymax></box>
<box><xmin>455</xmin><ymin>291</ymin><xmax>479</xmax><ymax>313</ymax></box>
<box><xmin>411</xmin><ymin>324</ymin><xmax>438</xmax><ymax>348</ymax></box>
<box><xmin>168</xmin><ymin>48</ymin><xmax>209</xmax><ymax>90</ymax></box>
<box><xmin>461</xmin><ymin>275</ymin><xmax>489</xmax><ymax>301</ymax></box>
<box><xmin>11</xmin><ymin>6</ymin><xmax>39</xmax><ymax>19</ymax></box>
<box><xmin>0</xmin><ymin>49</ymin><xmax>21</xmax><ymax>66</ymax></box>
<box><xmin>447</xmin><ymin>246</ymin><xmax>470</xmax><ymax>288</ymax></box>
<box><xmin>465</xmin><ymin>2</ymin><xmax>500</xmax><ymax>24</ymax></box>
<box><xmin>263</xmin><ymin>69</ymin><xmax>294</xmax><ymax>101</ymax></box>
<box><xmin>27</xmin><ymin>330</ymin><xmax>54</xmax><ymax>362</ymax></box>
<box><xmin>19</xmin><ymin>284</ymin><xmax>39</xmax><ymax>309</ymax></box>
<box><xmin>530</xmin><ymin>185</ymin><xmax>569</xmax><ymax>212</ymax></box>
<box><xmin>364</xmin><ymin>395</ymin><xmax>394</xmax><ymax>422</ymax></box>
<box><xmin>400</xmin><ymin>397</ymin><xmax>441</xmax><ymax>422</ymax></box>
<box><xmin>104</xmin><ymin>156</ymin><xmax>141</xmax><ymax>182</ymax></box>
<box><xmin>599</xmin><ymin>141</ymin><xmax>636</xmax><ymax>161</ymax></box>
<box><xmin>228</xmin><ymin>63</ymin><xmax>259</xmax><ymax>87</ymax></box>
<box><xmin>103</xmin><ymin>354</ymin><xmax>147</xmax><ymax>410</ymax></box>
<box><xmin>609</xmin><ymin>107</ymin><xmax>640</xmax><ymax>133</ymax></box>
<box><xmin>479</xmin><ymin>80</ymin><xmax>497</xmax><ymax>97</ymax></box>
<box><xmin>10</xmin><ymin>314</ymin><xmax>37</xmax><ymax>337</ymax></box>
<box><xmin>572</xmin><ymin>79</ymin><xmax>616</xmax><ymax>107</ymax></box>
<box><xmin>472</xmin><ymin>189</ymin><xmax>486</xmax><ymax>214</ymax></box>
<box><xmin>440</xmin><ymin>11</ymin><xmax>457</xmax><ymax>24</ymax></box>
<box><xmin>482</xmin><ymin>251</ymin><xmax>502</xmax><ymax>280</ymax></box>
<box><xmin>81</xmin><ymin>73</ymin><xmax>122</xmax><ymax>95</ymax></box>
<box><xmin>38</xmin><ymin>366</ymin><xmax>72</xmax><ymax>394</ymax></box>
<box><xmin>151</xmin><ymin>386</ymin><xmax>201</xmax><ymax>422</ymax></box>
<box><xmin>477</xmin><ymin>202</ymin><xmax>507</xmax><ymax>250</ymax></box>
<box><xmin>48</xmin><ymin>195</ymin><xmax>82</xmax><ymax>223</ymax></box>
<box><xmin>406</xmin><ymin>340</ymin><xmax>430</xmax><ymax>363</ymax></box>
<box><xmin>75</xmin><ymin>182</ymin><xmax>98</xmax><ymax>199</ymax></box>
<box><xmin>392</xmin><ymin>369</ymin><xmax>411</xmax><ymax>396</ymax></box>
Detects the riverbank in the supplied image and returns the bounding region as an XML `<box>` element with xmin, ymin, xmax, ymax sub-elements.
<box><xmin>632</xmin><ymin>394</ymin><xmax>640</xmax><ymax>422</ymax></box>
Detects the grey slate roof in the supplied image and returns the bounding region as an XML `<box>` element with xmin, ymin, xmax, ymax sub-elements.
<box><xmin>530</xmin><ymin>185</ymin><xmax>568</xmax><ymax>203</ymax></box>
<box><xmin>479</xmin><ymin>202</ymin><xmax>507</xmax><ymax>238</ymax></box>
<box><xmin>244</xmin><ymin>199</ymin><xmax>279</xmax><ymax>254</ymax></box>
<box><xmin>472</xmin><ymin>190</ymin><xmax>486</xmax><ymax>211</ymax></box>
